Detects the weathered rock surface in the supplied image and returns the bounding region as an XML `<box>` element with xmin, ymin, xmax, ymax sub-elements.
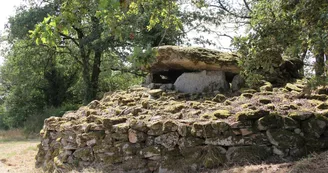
<box><xmin>36</xmin><ymin>79</ymin><xmax>328</xmax><ymax>173</ymax></box>
<box><xmin>147</xmin><ymin>46</ymin><xmax>240</xmax><ymax>73</ymax></box>
<box><xmin>174</xmin><ymin>70</ymin><xmax>230</xmax><ymax>93</ymax></box>
<box><xmin>231</xmin><ymin>74</ymin><xmax>245</xmax><ymax>92</ymax></box>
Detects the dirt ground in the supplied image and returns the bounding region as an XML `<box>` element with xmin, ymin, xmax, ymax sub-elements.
<box><xmin>0</xmin><ymin>129</ymin><xmax>327</xmax><ymax>173</ymax></box>
<box><xmin>0</xmin><ymin>140</ymin><xmax>41</xmax><ymax>173</ymax></box>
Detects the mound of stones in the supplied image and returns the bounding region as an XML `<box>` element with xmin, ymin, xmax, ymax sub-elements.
<box><xmin>36</xmin><ymin>81</ymin><xmax>328</xmax><ymax>173</ymax></box>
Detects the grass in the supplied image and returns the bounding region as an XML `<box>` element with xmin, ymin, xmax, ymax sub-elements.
<box><xmin>0</xmin><ymin>129</ymin><xmax>41</xmax><ymax>173</ymax></box>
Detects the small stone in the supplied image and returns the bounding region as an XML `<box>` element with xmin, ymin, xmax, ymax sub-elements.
<box><xmin>148</xmin><ymin>89</ymin><xmax>163</xmax><ymax>97</ymax></box>
<box><xmin>288</xmin><ymin>111</ymin><xmax>314</xmax><ymax>121</ymax></box>
<box><xmin>128</xmin><ymin>129</ymin><xmax>147</xmax><ymax>143</ymax></box>
<box><xmin>266</xmin><ymin>129</ymin><xmax>304</xmax><ymax>149</ymax></box>
<box><xmin>140</xmin><ymin>146</ymin><xmax>161</xmax><ymax>159</ymax></box>
<box><xmin>285</xmin><ymin>83</ymin><xmax>302</xmax><ymax>92</ymax></box>
<box><xmin>240</xmin><ymin>128</ymin><xmax>253</xmax><ymax>136</ymax></box>
<box><xmin>211</xmin><ymin>110</ymin><xmax>232</xmax><ymax>119</ymax></box>
<box><xmin>316</xmin><ymin>102</ymin><xmax>328</xmax><ymax>110</ymax></box>
<box><xmin>240</xmin><ymin>88</ymin><xmax>257</xmax><ymax>94</ymax></box>
<box><xmin>301</xmin><ymin>118</ymin><xmax>327</xmax><ymax>138</ymax></box>
<box><xmin>212</xmin><ymin>94</ymin><xmax>227</xmax><ymax>103</ymax></box>
<box><xmin>257</xmin><ymin>113</ymin><xmax>283</xmax><ymax>131</ymax></box>
<box><xmin>265</xmin><ymin>104</ymin><xmax>275</xmax><ymax>110</ymax></box>
<box><xmin>236</xmin><ymin>109</ymin><xmax>270</xmax><ymax>121</ymax></box>
<box><xmin>226</xmin><ymin>146</ymin><xmax>272</xmax><ymax>163</ymax></box>
<box><xmin>260</xmin><ymin>82</ymin><xmax>273</xmax><ymax>92</ymax></box>
<box><xmin>259</xmin><ymin>98</ymin><xmax>272</xmax><ymax>104</ymax></box>
<box><xmin>294</xmin><ymin>128</ymin><xmax>301</xmax><ymax>134</ymax></box>
<box><xmin>178</xmin><ymin>137</ymin><xmax>205</xmax><ymax>148</ymax></box>
<box><xmin>223</xmin><ymin>100</ymin><xmax>232</xmax><ymax>105</ymax></box>
<box><xmin>241</xmin><ymin>93</ymin><xmax>253</xmax><ymax>99</ymax></box>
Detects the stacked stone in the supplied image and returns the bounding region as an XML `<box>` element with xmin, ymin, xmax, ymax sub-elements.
<box><xmin>36</xmin><ymin>104</ymin><xmax>328</xmax><ymax>172</ymax></box>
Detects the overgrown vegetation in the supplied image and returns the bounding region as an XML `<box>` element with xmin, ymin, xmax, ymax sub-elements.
<box><xmin>0</xmin><ymin>0</ymin><xmax>327</xmax><ymax>134</ymax></box>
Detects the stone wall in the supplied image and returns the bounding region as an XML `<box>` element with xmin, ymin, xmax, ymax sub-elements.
<box><xmin>35</xmin><ymin>85</ymin><xmax>328</xmax><ymax>173</ymax></box>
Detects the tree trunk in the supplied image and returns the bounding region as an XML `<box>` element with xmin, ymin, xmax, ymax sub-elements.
<box><xmin>82</xmin><ymin>55</ymin><xmax>93</xmax><ymax>104</ymax></box>
<box><xmin>299</xmin><ymin>49</ymin><xmax>307</xmax><ymax>77</ymax></box>
<box><xmin>90</xmin><ymin>50</ymin><xmax>102</xmax><ymax>102</ymax></box>
<box><xmin>315</xmin><ymin>49</ymin><xmax>325</xmax><ymax>77</ymax></box>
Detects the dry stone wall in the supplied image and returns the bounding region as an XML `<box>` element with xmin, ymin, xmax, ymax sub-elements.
<box><xmin>36</xmin><ymin>82</ymin><xmax>328</xmax><ymax>173</ymax></box>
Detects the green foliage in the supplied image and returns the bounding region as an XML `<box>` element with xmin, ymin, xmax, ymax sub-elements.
<box><xmin>0</xmin><ymin>0</ymin><xmax>186</xmax><ymax>131</ymax></box>
<box><xmin>23</xmin><ymin>104</ymin><xmax>80</xmax><ymax>134</ymax></box>
<box><xmin>232</xmin><ymin>0</ymin><xmax>328</xmax><ymax>87</ymax></box>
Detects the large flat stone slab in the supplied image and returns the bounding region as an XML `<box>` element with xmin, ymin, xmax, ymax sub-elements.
<box><xmin>147</xmin><ymin>46</ymin><xmax>240</xmax><ymax>73</ymax></box>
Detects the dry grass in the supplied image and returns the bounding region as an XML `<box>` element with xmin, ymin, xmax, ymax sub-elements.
<box><xmin>289</xmin><ymin>152</ymin><xmax>328</xmax><ymax>173</ymax></box>
<box><xmin>0</xmin><ymin>129</ymin><xmax>41</xmax><ymax>173</ymax></box>
<box><xmin>0</xmin><ymin>129</ymin><xmax>27</xmax><ymax>142</ymax></box>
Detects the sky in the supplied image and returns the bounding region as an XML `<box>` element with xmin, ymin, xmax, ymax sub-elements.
<box><xmin>0</xmin><ymin>0</ymin><xmax>23</xmax><ymax>64</ymax></box>
<box><xmin>0</xmin><ymin>0</ymin><xmax>244</xmax><ymax>65</ymax></box>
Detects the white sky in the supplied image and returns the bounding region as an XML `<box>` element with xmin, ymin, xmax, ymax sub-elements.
<box><xmin>0</xmin><ymin>0</ymin><xmax>23</xmax><ymax>64</ymax></box>
<box><xmin>0</xmin><ymin>0</ymin><xmax>243</xmax><ymax>65</ymax></box>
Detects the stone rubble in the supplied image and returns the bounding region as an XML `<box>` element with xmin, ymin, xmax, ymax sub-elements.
<box><xmin>35</xmin><ymin>80</ymin><xmax>328</xmax><ymax>173</ymax></box>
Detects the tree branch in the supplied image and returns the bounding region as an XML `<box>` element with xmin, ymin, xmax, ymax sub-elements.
<box><xmin>209</xmin><ymin>1</ymin><xmax>251</xmax><ymax>19</ymax></box>
<box><xmin>243</xmin><ymin>0</ymin><xmax>253</xmax><ymax>13</ymax></box>
<box><xmin>58</xmin><ymin>32</ymin><xmax>79</xmax><ymax>47</ymax></box>
<box><xmin>57</xmin><ymin>45</ymin><xmax>83</xmax><ymax>65</ymax></box>
<box><xmin>105</xmin><ymin>67</ymin><xmax>147</xmax><ymax>77</ymax></box>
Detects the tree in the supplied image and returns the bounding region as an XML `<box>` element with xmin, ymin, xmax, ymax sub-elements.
<box><xmin>228</xmin><ymin>0</ymin><xmax>328</xmax><ymax>86</ymax></box>
<box><xmin>30</xmin><ymin>0</ymin><xmax>185</xmax><ymax>103</ymax></box>
<box><xmin>0</xmin><ymin>2</ymin><xmax>80</xmax><ymax>128</ymax></box>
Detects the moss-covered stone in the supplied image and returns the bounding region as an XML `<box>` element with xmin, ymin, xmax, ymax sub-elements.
<box><xmin>147</xmin><ymin>121</ymin><xmax>164</xmax><ymax>136</ymax></box>
<box><xmin>259</xmin><ymin>98</ymin><xmax>272</xmax><ymax>104</ymax></box>
<box><xmin>140</xmin><ymin>146</ymin><xmax>161</xmax><ymax>159</ymax></box>
<box><xmin>163</xmin><ymin>120</ymin><xmax>179</xmax><ymax>132</ymax></box>
<box><xmin>226</xmin><ymin>146</ymin><xmax>272</xmax><ymax>164</ymax></box>
<box><xmin>236</xmin><ymin>109</ymin><xmax>270</xmax><ymax>121</ymax></box>
<box><xmin>316</xmin><ymin>102</ymin><xmax>328</xmax><ymax>110</ymax></box>
<box><xmin>288</xmin><ymin>111</ymin><xmax>314</xmax><ymax>121</ymax></box>
<box><xmin>266</xmin><ymin>129</ymin><xmax>304</xmax><ymax>149</ymax></box>
<box><xmin>129</xmin><ymin>119</ymin><xmax>149</xmax><ymax>132</ymax></box>
<box><xmin>178</xmin><ymin>137</ymin><xmax>205</xmax><ymax>148</ymax></box>
<box><xmin>308</xmin><ymin>94</ymin><xmax>327</xmax><ymax>101</ymax></box>
<box><xmin>164</xmin><ymin>103</ymin><xmax>185</xmax><ymax>113</ymax></box>
<box><xmin>283</xmin><ymin>117</ymin><xmax>300</xmax><ymax>129</ymax></box>
<box><xmin>301</xmin><ymin>117</ymin><xmax>327</xmax><ymax>138</ymax></box>
<box><xmin>148</xmin><ymin>89</ymin><xmax>163</xmax><ymax>97</ymax></box>
<box><xmin>265</xmin><ymin>104</ymin><xmax>275</xmax><ymax>110</ymax></box>
<box><xmin>241</xmin><ymin>93</ymin><xmax>253</xmax><ymax>99</ymax></box>
<box><xmin>177</xmin><ymin>122</ymin><xmax>193</xmax><ymax>137</ymax></box>
<box><xmin>305</xmin><ymin>137</ymin><xmax>328</xmax><ymax>152</ymax></box>
<box><xmin>121</xmin><ymin>156</ymin><xmax>147</xmax><ymax>171</ymax></box>
<box><xmin>73</xmin><ymin>148</ymin><xmax>94</xmax><ymax>162</ymax></box>
<box><xmin>256</xmin><ymin>113</ymin><xmax>283</xmax><ymax>131</ymax></box>
<box><xmin>223</xmin><ymin>100</ymin><xmax>232</xmax><ymax>105</ymax></box>
<box><xmin>211</xmin><ymin>121</ymin><xmax>231</xmax><ymax>134</ymax></box>
<box><xmin>191</xmin><ymin>121</ymin><xmax>217</xmax><ymax>138</ymax></box>
<box><xmin>201</xmin><ymin>113</ymin><xmax>217</xmax><ymax>120</ymax></box>
<box><xmin>155</xmin><ymin>132</ymin><xmax>179</xmax><ymax>150</ymax></box>
<box><xmin>211</xmin><ymin>110</ymin><xmax>232</xmax><ymax>119</ymax></box>
<box><xmin>285</xmin><ymin>83</ymin><xmax>302</xmax><ymax>92</ymax></box>
<box><xmin>212</xmin><ymin>94</ymin><xmax>227</xmax><ymax>103</ymax></box>
<box><xmin>260</xmin><ymin>82</ymin><xmax>273</xmax><ymax>92</ymax></box>
<box><xmin>102</xmin><ymin>117</ymin><xmax>127</xmax><ymax>130</ymax></box>
<box><xmin>205</xmin><ymin>135</ymin><xmax>249</xmax><ymax>146</ymax></box>
<box><xmin>240</xmin><ymin>88</ymin><xmax>257</xmax><ymax>94</ymax></box>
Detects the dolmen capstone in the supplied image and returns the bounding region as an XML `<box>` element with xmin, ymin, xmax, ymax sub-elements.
<box><xmin>143</xmin><ymin>46</ymin><xmax>243</xmax><ymax>93</ymax></box>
